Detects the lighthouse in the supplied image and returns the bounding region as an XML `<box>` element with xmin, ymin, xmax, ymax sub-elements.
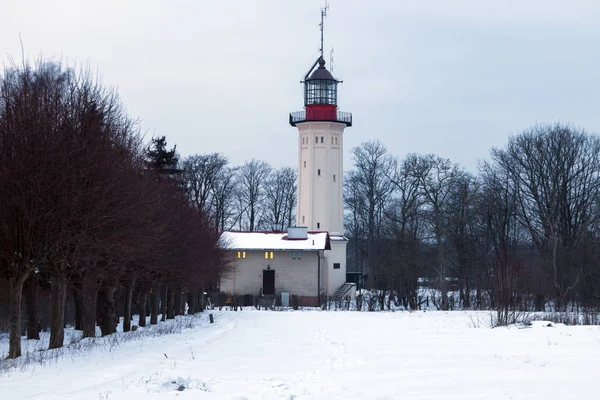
<box><xmin>289</xmin><ymin>5</ymin><xmax>353</xmax><ymax>298</ymax></box>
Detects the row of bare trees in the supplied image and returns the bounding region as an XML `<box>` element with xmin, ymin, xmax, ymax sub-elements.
<box><xmin>0</xmin><ymin>60</ymin><xmax>225</xmax><ymax>359</ymax></box>
<box><xmin>181</xmin><ymin>156</ymin><xmax>297</xmax><ymax>233</ymax></box>
<box><xmin>346</xmin><ymin>124</ymin><xmax>600</xmax><ymax>316</ymax></box>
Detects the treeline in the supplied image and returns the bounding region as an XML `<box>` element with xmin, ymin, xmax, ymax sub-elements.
<box><xmin>0</xmin><ymin>60</ymin><xmax>225</xmax><ymax>359</ymax></box>
<box><xmin>345</xmin><ymin>125</ymin><xmax>600</xmax><ymax>319</ymax></box>
<box><xmin>180</xmin><ymin>157</ymin><xmax>297</xmax><ymax>233</ymax></box>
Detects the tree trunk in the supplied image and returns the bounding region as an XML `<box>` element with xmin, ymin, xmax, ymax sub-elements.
<box><xmin>8</xmin><ymin>273</ymin><xmax>29</xmax><ymax>358</ymax></box>
<box><xmin>98</xmin><ymin>286</ymin><xmax>117</xmax><ymax>336</ymax></box>
<box><xmin>74</xmin><ymin>288</ymin><xmax>84</xmax><ymax>331</ymax></box>
<box><xmin>49</xmin><ymin>274</ymin><xmax>68</xmax><ymax>350</ymax></box>
<box><xmin>150</xmin><ymin>286</ymin><xmax>159</xmax><ymax>325</ymax></box>
<box><xmin>436</xmin><ymin>227</ymin><xmax>449</xmax><ymax>311</ymax></box>
<box><xmin>187</xmin><ymin>291</ymin><xmax>196</xmax><ymax>315</ymax></box>
<box><xmin>198</xmin><ymin>284</ymin><xmax>205</xmax><ymax>312</ymax></box>
<box><xmin>138</xmin><ymin>287</ymin><xmax>148</xmax><ymax>328</ymax></box>
<box><xmin>79</xmin><ymin>272</ymin><xmax>100</xmax><ymax>338</ymax></box>
<box><xmin>160</xmin><ymin>285</ymin><xmax>168</xmax><ymax>321</ymax></box>
<box><xmin>167</xmin><ymin>285</ymin><xmax>175</xmax><ymax>319</ymax></box>
<box><xmin>25</xmin><ymin>274</ymin><xmax>40</xmax><ymax>340</ymax></box>
<box><xmin>173</xmin><ymin>285</ymin><xmax>182</xmax><ymax>317</ymax></box>
<box><xmin>123</xmin><ymin>276</ymin><xmax>137</xmax><ymax>332</ymax></box>
<box><xmin>81</xmin><ymin>287</ymin><xmax>98</xmax><ymax>338</ymax></box>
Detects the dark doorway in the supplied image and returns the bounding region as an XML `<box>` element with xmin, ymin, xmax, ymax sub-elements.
<box><xmin>263</xmin><ymin>270</ymin><xmax>275</xmax><ymax>295</ymax></box>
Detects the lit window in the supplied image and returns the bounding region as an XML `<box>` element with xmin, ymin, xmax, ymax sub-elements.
<box><xmin>237</xmin><ymin>251</ymin><xmax>241</xmax><ymax>259</ymax></box>
<box><xmin>334</xmin><ymin>263</ymin><xmax>340</xmax><ymax>269</ymax></box>
<box><xmin>237</xmin><ymin>251</ymin><xmax>246</xmax><ymax>259</ymax></box>
<box><xmin>242</xmin><ymin>251</ymin><xmax>246</xmax><ymax>259</ymax></box>
<box><xmin>264</xmin><ymin>251</ymin><xmax>269</xmax><ymax>259</ymax></box>
<box><xmin>317</xmin><ymin>169</ymin><xmax>321</xmax><ymax>176</ymax></box>
<box><xmin>269</xmin><ymin>251</ymin><xmax>274</xmax><ymax>259</ymax></box>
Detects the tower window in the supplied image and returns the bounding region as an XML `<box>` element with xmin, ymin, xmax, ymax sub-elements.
<box><xmin>333</xmin><ymin>174</ymin><xmax>336</xmax><ymax>182</ymax></box>
<box><xmin>321</xmin><ymin>136</ymin><xmax>324</xmax><ymax>143</ymax></box>
<box><xmin>317</xmin><ymin>169</ymin><xmax>321</xmax><ymax>176</ymax></box>
<box><xmin>302</xmin><ymin>215</ymin><xmax>305</xmax><ymax>223</ymax></box>
<box><xmin>315</xmin><ymin>136</ymin><xmax>318</xmax><ymax>143</ymax></box>
<box><xmin>335</xmin><ymin>137</ymin><xmax>338</xmax><ymax>145</ymax></box>
<box><xmin>304</xmin><ymin>161</ymin><xmax>306</xmax><ymax>168</ymax></box>
<box><xmin>317</xmin><ymin>222</ymin><xmax>320</xmax><ymax>229</ymax></box>
<box><xmin>334</xmin><ymin>263</ymin><xmax>340</xmax><ymax>269</ymax></box>
<box><xmin>331</xmin><ymin>137</ymin><xmax>334</xmax><ymax>145</ymax></box>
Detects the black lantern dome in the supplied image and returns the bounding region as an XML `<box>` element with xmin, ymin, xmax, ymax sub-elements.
<box><xmin>303</xmin><ymin>57</ymin><xmax>339</xmax><ymax>106</ymax></box>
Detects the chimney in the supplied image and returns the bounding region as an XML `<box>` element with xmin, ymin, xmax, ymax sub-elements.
<box><xmin>287</xmin><ymin>226</ymin><xmax>308</xmax><ymax>240</ymax></box>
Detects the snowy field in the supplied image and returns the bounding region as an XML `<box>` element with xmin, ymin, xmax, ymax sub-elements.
<box><xmin>1</xmin><ymin>310</ymin><xmax>599</xmax><ymax>400</ymax></box>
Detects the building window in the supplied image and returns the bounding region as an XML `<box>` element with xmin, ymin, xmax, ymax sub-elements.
<box><xmin>292</xmin><ymin>251</ymin><xmax>296</xmax><ymax>259</ymax></box>
<box><xmin>317</xmin><ymin>222</ymin><xmax>320</xmax><ymax>229</ymax></box>
<box><xmin>270</xmin><ymin>251</ymin><xmax>274</xmax><ymax>259</ymax></box>
<box><xmin>317</xmin><ymin>169</ymin><xmax>321</xmax><ymax>176</ymax></box>
<box><xmin>331</xmin><ymin>137</ymin><xmax>334</xmax><ymax>145</ymax></box>
<box><xmin>302</xmin><ymin>215</ymin><xmax>305</xmax><ymax>223</ymax></box>
<box><xmin>321</xmin><ymin>136</ymin><xmax>324</xmax><ymax>143</ymax></box>
<box><xmin>298</xmin><ymin>251</ymin><xmax>302</xmax><ymax>259</ymax></box>
<box><xmin>304</xmin><ymin>161</ymin><xmax>306</xmax><ymax>168</ymax></box>
<box><xmin>315</xmin><ymin>136</ymin><xmax>318</xmax><ymax>143</ymax></box>
<box><xmin>334</xmin><ymin>263</ymin><xmax>340</xmax><ymax>269</ymax></box>
<box><xmin>264</xmin><ymin>251</ymin><xmax>274</xmax><ymax>259</ymax></box>
<box><xmin>333</xmin><ymin>174</ymin><xmax>336</xmax><ymax>182</ymax></box>
<box><xmin>237</xmin><ymin>251</ymin><xmax>246</xmax><ymax>259</ymax></box>
<box><xmin>335</xmin><ymin>137</ymin><xmax>338</xmax><ymax>145</ymax></box>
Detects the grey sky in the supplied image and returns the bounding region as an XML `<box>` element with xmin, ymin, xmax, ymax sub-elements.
<box><xmin>3</xmin><ymin>0</ymin><xmax>600</xmax><ymax>172</ymax></box>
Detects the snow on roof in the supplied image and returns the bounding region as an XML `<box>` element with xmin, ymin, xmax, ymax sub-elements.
<box><xmin>219</xmin><ymin>231</ymin><xmax>330</xmax><ymax>251</ymax></box>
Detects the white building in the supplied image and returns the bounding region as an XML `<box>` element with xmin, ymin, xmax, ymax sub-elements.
<box><xmin>219</xmin><ymin>29</ymin><xmax>355</xmax><ymax>306</ymax></box>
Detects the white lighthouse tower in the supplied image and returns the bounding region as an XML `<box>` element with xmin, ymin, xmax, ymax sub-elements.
<box><xmin>289</xmin><ymin>6</ymin><xmax>353</xmax><ymax>300</ymax></box>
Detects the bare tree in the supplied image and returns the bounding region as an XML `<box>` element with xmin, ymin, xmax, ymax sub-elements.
<box><xmin>478</xmin><ymin>162</ymin><xmax>526</xmax><ymax>323</ymax></box>
<box><xmin>492</xmin><ymin>123</ymin><xmax>600</xmax><ymax>309</ymax></box>
<box><xmin>263</xmin><ymin>167</ymin><xmax>297</xmax><ymax>231</ymax></box>
<box><xmin>347</xmin><ymin>140</ymin><xmax>394</xmax><ymax>285</ymax></box>
<box><xmin>415</xmin><ymin>154</ymin><xmax>462</xmax><ymax>310</ymax></box>
<box><xmin>182</xmin><ymin>153</ymin><xmax>228</xmax><ymax>213</ymax></box>
<box><xmin>383</xmin><ymin>154</ymin><xmax>425</xmax><ymax>309</ymax></box>
<box><xmin>445</xmin><ymin>172</ymin><xmax>480</xmax><ymax>308</ymax></box>
<box><xmin>237</xmin><ymin>159</ymin><xmax>271</xmax><ymax>231</ymax></box>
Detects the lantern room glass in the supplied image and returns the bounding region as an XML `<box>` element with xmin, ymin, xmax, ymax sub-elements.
<box><xmin>304</xmin><ymin>79</ymin><xmax>337</xmax><ymax>106</ymax></box>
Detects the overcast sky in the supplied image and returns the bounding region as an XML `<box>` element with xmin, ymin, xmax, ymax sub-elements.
<box><xmin>3</xmin><ymin>0</ymin><xmax>600</xmax><ymax>172</ymax></box>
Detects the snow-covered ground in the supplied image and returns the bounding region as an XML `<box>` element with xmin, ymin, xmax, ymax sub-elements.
<box><xmin>1</xmin><ymin>310</ymin><xmax>599</xmax><ymax>399</ymax></box>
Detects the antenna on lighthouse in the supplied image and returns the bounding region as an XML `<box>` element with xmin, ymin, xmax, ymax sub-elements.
<box><xmin>319</xmin><ymin>1</ymin><xmax>329</xmax><ymax>58</ymax></box>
